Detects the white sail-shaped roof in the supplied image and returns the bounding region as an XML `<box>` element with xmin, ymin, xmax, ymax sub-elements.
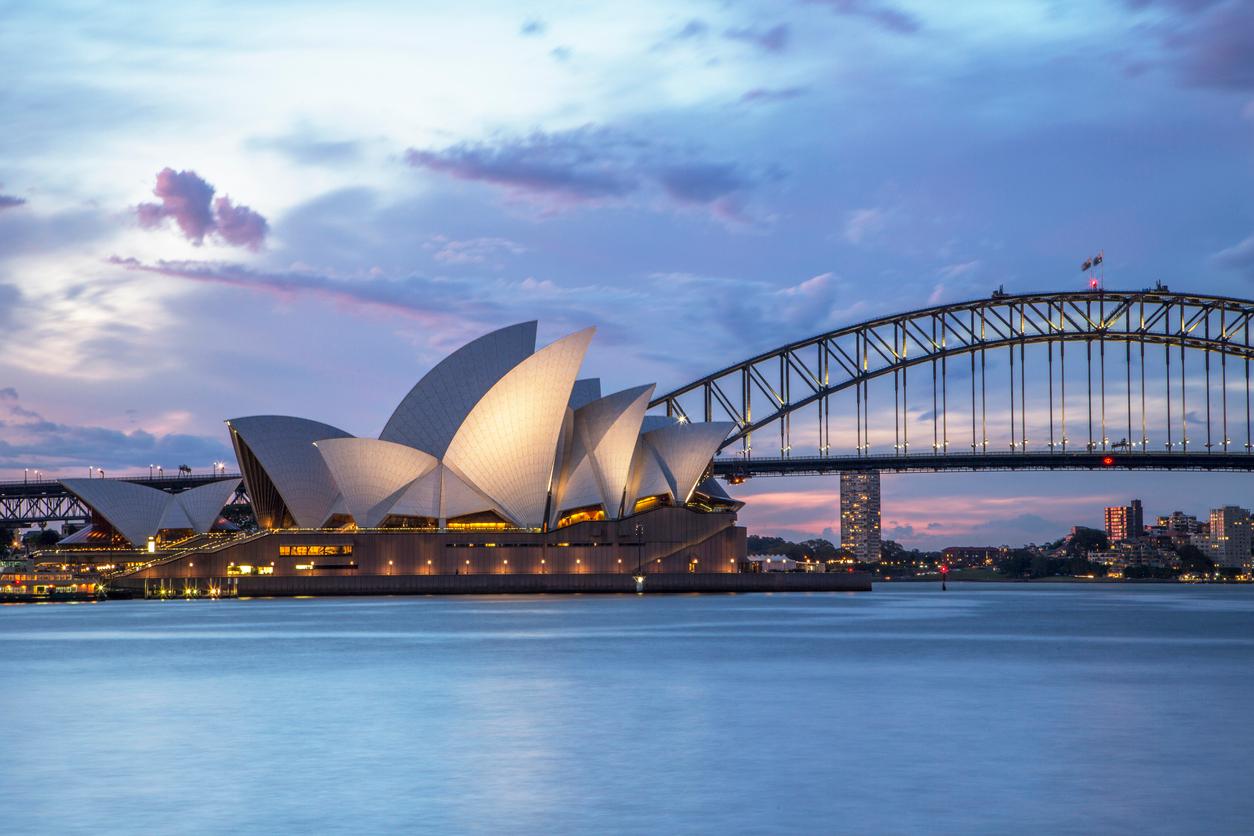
<box><xmin>386</xmin><ymin>463</ymin><xmax>502</xmax><ymax>520</ymax></box>
<box><xmin>315</xmin><ymin>438</ymin><xmax>437</xmax><ymax>528</ymax></box>
<box><xmin>174</xmin><ymin>478</ymin><xmax>242</xmax><ymax>532</ymax></box>
<box><xmin>379</xmin><ymin>321</ymin><xmax>537</xmax><ymax>456</ymax></box>
<box><xmin>626</xmin><ymin>436</ymin><xmax>670</xmax><ymax>506</ymax></box>
<box><xmin>157</xmin><ymin>500</ymin><xmax>195</xmax><ymax>531</ymax></box>
<box><xmin>554</xmin><ymin>384</ymin><xmax>654</xmax><ymax>518</ymax></box>
<box><xmin>227</xmin><ymin>415</ymin><xmax>352</xmax><ymax>528</ymax></box>
<box><xmin>61</xmin><ymin>479</ymin><xmax>171</xmax><ymax>546</ymax></box>
<box><xmin>62</xmin><ymin>478</ymin><xmax>242</xmax><ymax>545</ymax></box>
<box><xmin>443</xmin><ymin>327</ymin><xmax>594</xmax><ymax>527</ymax></box>
<box><xmin>642</xmin><ymin>421</ymin><xmax>736</xmax><ymax>504</ymax></box>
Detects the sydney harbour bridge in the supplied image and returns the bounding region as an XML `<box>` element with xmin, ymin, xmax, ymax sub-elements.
<box><xmin>4</xmin><ymin>287</ymin><xmax>1254</xmax><ymax>527</ymax></box>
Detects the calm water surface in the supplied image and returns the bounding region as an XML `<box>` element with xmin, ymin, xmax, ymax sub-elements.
<box><xmin>3</xmin><ymin>584</ymin><xmax>1252</xmax><ymax>835</ymax></box>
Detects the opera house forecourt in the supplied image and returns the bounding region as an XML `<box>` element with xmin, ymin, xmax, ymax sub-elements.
<box><xmin>62</xmin><ymin>322</ymin><xmax>869</xmax><ymax>594</ymax></box>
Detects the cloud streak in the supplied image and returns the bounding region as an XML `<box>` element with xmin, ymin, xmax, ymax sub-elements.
<box><xmin>404</xmin><ymin>126</ymin><xmax>763</xmax><ymax>223</ymax></box>
<box><xmin>0</xmin><ymin>388</ymin><xmax>232</xmax><ymax>475</ymax></box>
<box><xmin>802</xmin><ymin>0</ymin><xmax>921</xmax><ymax>34</ymax></box>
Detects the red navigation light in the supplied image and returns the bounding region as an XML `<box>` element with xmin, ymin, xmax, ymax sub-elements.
<box><xmin>939</xmin><ymin>564</ymin><xmax>950</xmax><ymax>575</ymax></box>
<box><xmin>1089</xmin><ymin>277</ymin><xmax>1099</xmax><ymax>289</ymax></box>
<box><xmin>1101</xmin><ymin>455</ymin><xmax>1115</xmax><ymax>467</ymax></box>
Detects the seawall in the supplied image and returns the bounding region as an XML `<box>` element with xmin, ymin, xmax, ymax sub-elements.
<box><xmin>113</xmin><ymin>571</ymin><xmax>873</xmax><ymax>596</ymax></box>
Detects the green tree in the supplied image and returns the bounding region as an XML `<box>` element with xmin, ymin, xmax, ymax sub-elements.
<box><xmin>1176</xmin><ymin>544</ymin><xmax>1214</xmax><ymax>575</ymax></box>
<box><xmin>1065</xmin><ymin>527</ymin><xmax>1109</xmax><ymax>557</ymax></box>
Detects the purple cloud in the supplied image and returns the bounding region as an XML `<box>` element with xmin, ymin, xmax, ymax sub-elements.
<box><xmin>137</xmin><ymin>168</ymin><xmax>217</xmax><ymax>242</ymax></box>
<box><xmin>136</xmin><ymin>167</ymin><xmax>268</xmax><ymax>249</ymax></box>
<box><xmin>0</xmin><ymin>194</ymin><xmax>26</xmax><ymax>211</ymax></box>
<box><xmin>803</xmin><ymin>0</ymin><xmax>920</xmax><ymax>34</ymax></box>
<box><xmin>212</xmin><ymin>196</ymin><xmax>268</xmax><ymax>251</ymax></box>
<box><xmin>724</xmin><ymin>23</ymin><xmax>791</xmax><ymax>53</ymax></box>
<box><xmin>405</xmin><ymin>127</ymin><xmax>762</xmax><ymax>222</ymax></box>
<box><xmin>405</xmin><ymin>128</ymin><xmax>637</xmax><ymax>204</ymax></box>
<box><xmin>657</xmin><ymin>163</ymin><xmax>747</xmax><ymax>204</ymax></box>
<box><xmin>1127</xmin><ymin>0</ymin><xmax>1254</xmax><ymax>89</ymax></box>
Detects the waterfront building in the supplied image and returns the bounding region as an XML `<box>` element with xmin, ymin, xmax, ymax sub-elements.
<box><xmin>1129</xmin><ymin>499</ymin><xmax>1144</xmax><ymax>537</ymax></box>
<box><xmin>840</xmin><ymin>471</ymin><xmax>881</xmax><ymax>563</ymax></box>
<box><xmin>1104</xmin><ymin>505</ymin><xmax>1130</xmax><ymax>543</ymax></box>
<box><xmin>1207</xmin><ymin>506</ymin><xmax>1251</xmax><ymax>569</ymax></box>
<box><xmin>57</xmin><ymin>322</ymin><xmax>752</xmax><ymax>584</ymax></box>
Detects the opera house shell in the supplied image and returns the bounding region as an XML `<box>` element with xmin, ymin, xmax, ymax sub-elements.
<box><xmin>227</xmin><ymin>323</ymin><xmax>737</xmax><ymax>534</ymax></box>
<box><xmin>81</xmin><ymin>322</ymin><xmax>748</xmax><ymax>587</ymax></box>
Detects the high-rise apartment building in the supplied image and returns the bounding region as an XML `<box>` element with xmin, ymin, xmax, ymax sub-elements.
<box><xmin>1207</xmin><ymin>506</ymin><xmax>1251</xmax><ymax>569</ymax></box>
<box><xmin>840</xmin><ymin>471</ymin><xmax>881</xmax><ymax>563</ymax></box>
<box><xmin>1128</xmin><ymin>499</ymin><xmax>1143</xmax><ymax>538</ymax></box>
<box><xmin>1105</xmin><ymin>498</ymin><xmax>1144</xmax><ymax>542</ymax></box>
<box><xmin>1104</xmin><ymin>505</ymin><xmax>1130</xmax><ymax>542</ymax></box>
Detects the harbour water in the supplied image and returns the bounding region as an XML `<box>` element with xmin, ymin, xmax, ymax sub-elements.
<box><xmin>3</xmin><ymin>584</ymin><xmax>1252</xmax><ymax>834</ymax></box>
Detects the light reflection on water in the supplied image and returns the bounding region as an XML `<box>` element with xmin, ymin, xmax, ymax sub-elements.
<box><xmin>2</xmin><ymin>583</ymin><xmax>1252</xmax><ymax>835</ymax></box>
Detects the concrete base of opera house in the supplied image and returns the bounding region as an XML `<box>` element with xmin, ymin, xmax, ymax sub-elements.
<box><xmin>111</xmin><ymin>571</ymin><xmax>873</xmax><ymax>596</ymax></box>
<box><xmin>105</xmin><ymin>506</ymin><xmax>872</xmax><ymax>595</ymax></box>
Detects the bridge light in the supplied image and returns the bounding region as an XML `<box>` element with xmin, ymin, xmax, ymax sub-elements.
<box><xmin>1101</xmin><ymin>455</ymin><xmax>1115</xmax><ymax>467</ymax></box>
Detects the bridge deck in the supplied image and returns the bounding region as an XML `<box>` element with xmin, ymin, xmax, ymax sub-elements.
<box><xmin>714</xmin><ymin>451</ymin><xmax>1254</xmax><ymax>477</ymax></box>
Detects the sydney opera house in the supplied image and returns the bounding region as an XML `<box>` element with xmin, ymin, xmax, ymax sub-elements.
<box><xmin>66</xmin><ymin>322</ymin><xmax>766</xmax><ymax>593</ymax></box>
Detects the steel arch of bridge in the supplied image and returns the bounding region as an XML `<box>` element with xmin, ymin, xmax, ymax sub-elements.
<box><xmin>650</xmin><ymin>288</ymin><xmax>1254</xmax><ymax>475</ymax></box>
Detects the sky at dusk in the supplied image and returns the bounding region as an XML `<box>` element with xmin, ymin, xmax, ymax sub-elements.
<box><xmin>3</xmin><ymin>0</ymin><xmax>1254</xmax><ymax>547</ymax></box>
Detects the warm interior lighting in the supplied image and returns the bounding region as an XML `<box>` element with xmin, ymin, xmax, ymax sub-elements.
<box><xmin>555</xmin><ymin>505</ymin><xmax>607</xmax><ymax>528</ymax></box>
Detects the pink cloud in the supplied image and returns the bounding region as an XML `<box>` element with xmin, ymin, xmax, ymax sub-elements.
<box><xmin>212</xmin><ymin>196</ymin><xmax>268</xmax><ymax>251</ymax></box>
<box><xmin>135</xmin><ymin>168</ymin><xmax>268</xmax><ymax>250</ymax></box>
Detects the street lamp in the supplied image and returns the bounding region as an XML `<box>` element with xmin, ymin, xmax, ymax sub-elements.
<box><xmin>634</xmin><ymin>522</ymin><xmax>645</xmax><ymax>575</ymax></box>
<box><xmin>149</xmin><ymin>464</ymin><xmax>155</xmax><ymax>479</ymax></box>
<box><xmin>157</xmin><ymin>465</ymin><xmax>163</xmax><ymax>479</ymax></box>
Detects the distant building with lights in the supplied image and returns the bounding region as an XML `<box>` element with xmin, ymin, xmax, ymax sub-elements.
<box><xmin>1104</xmin><ymin>499</ymin><xmax>1144</xmax><ymax>543</ymax></box>
<box><xmin>840</xmin><ymin>471</ymin><xmax>881</xmax><ymax>563</ymax></box>
<box><xmin>1207</xmin><ymin>506</ymin><xmax>1251</xmax><ymax>569</ymax></box>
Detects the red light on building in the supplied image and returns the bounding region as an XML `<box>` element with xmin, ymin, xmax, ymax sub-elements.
<box><xmin>1101</xmin><ymin>455</ymin><xmax>1115</xmax><ymax>466</ymax></box>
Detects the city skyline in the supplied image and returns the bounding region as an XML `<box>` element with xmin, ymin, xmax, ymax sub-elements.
<box><xmin>4</xmin><ymin>1</ymin><xmax>1254</xmax><ymax>546</ymax></box>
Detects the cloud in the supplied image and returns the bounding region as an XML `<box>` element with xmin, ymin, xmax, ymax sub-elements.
<box><xmin>106</xmin><ymin>256</ymin><xmax>520</xmax><ymax>332</ymax></box>
<box><xmin>0</xmin><ymin>195</ymin><xmax>25</xmax><ymax>211</ymax></box>
<box><xmin>550</xmin><ymin>45</ymin><xmax>574</xmax><ymax>62</ymax></box>
<box><xmin>405</xmin><ymin>128</ymin><xmax>637</xmax><ymax>204</ymax></box>
<box><xmin>246</xmin><ymin>132</ymin><xmax>362</xmax><ymax>166</ymax></box>
<box><xmin>724</xmin><ymin>23</ymin><xmax>791</xmax><ymax>53</ymax></box>
<box><xmin>136</xmin><ymin>168</ymin><xmax>268</xmax><ymax>249</ymax></box>
<box><xmin>739</xmin><ymin>86</ymin><xmax>807</xmax><ymax>104</ymax></box>
<box><xmin>843</xmin><ymin>207</ymin><xmax>886</xmax><ymax>244</ymax></box>
<box><xmin>1214</xmin><ymin>233</ymin><xmax>1254</xmax><ymax>276</ymax></box>
<box><xmin>0</xmin><ymin>283</ymin><xmax>20</xmax><ymax>332</ymax></box>
<box><xmin>520</xmin><ymin>19</ymin><xmax>546</xmax><ymax>36</ymax></box>
<box><xmin>425</xmin><ymin>235</ymin><xmax>526</xmax><ymax>266</ymax></box>
<box><xmin>676</xmin><ymin>19</ymin><xmax>710</xmax><ymax>39</ymax></box>
<box><xmin>1131</xmin><ymin>1</ymin><xmax>1254</xmax><ymax>90</ymax></box>
<box><xmin>212</xmin><ymin>196</ymin><xmax>268</xmax><ymax>250</ymax></box>
<box><xmin>0</xmin><ymin>388</ymin><xmax>233</xmax><ymax>475</ymax></box>
<box><xmin>405</xmin><ymin>126</ymin><xmax>763</xmax><ymax>222</ymax></box>
<box><xmin>802</xmin><ymin>0</ymin><xmax>921</xmax><ymax>34</ymax></box>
